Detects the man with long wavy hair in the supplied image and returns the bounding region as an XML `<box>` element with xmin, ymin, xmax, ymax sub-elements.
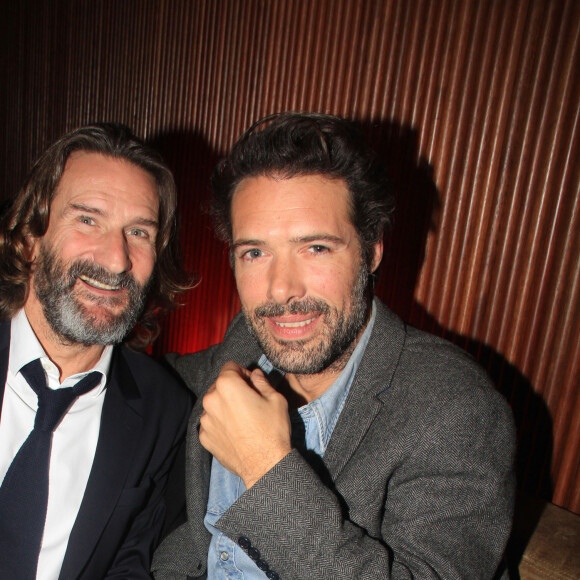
<box><xmin>0</xmin><ymin>123</ymin><xmax>193</xmax><ymax>579</ymax></box>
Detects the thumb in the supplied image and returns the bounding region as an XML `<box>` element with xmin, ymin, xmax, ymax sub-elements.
<box><xmin>249</xmin><ymin>368</ymin><xmax>275</xmax><ymax>396</ymax></box>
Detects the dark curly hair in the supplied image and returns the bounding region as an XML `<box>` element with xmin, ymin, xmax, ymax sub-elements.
<box><xmin>0</xmin><ymin>123</ymin><xmax>194</xmax><ymax>349</ymax></box>
<box><xmin>210</xmin><ymin>112</ymin><xmax>395</xmax><ymax>267</ymax></box>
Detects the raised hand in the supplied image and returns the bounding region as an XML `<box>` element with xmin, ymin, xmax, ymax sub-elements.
<box><xmin>199</xmin><ymin>361</ymin><xmax>293</xmax><ymax>489</ymax></box>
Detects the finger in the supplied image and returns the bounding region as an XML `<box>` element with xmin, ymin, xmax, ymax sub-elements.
<box><xmin>249</xmin><ymin>368</ymin><xmax>276</xmax><ymax>396</ymax></box>
<box><xmin>221</xmin><ymin>361</ymin><xmax>253</xmax><ymax>379</ymax></box>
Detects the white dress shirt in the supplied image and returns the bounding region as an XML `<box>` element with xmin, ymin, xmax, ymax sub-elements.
<box><xmin>0</xmin><ymin>309</ymin><xmax>112</xmax><ymax>580</ymax></box>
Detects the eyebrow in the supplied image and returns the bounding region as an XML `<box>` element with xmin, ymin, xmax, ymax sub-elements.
<box><xmin>290</xmin><ymin>234</ymin><xmax>345</xmax><ymax>245</ymax></box>
<box><xmin>68</xmin><ymin>202</ymin><xmax>159</xmax><ymax>229</ymax></box>
<box><xmin>232</xmin><ymin>239</ymin><xmax>264</xmax><ymax>251</ymax></box>
<box><xmin>232</xmin><ymin>234</ymin><xmax>345</xmax><ymax>250</ymax></box>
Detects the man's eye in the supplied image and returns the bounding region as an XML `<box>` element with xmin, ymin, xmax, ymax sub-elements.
<box><xmin>242</xmin><ymin>249</ymin><xmax>263</xmax><ymax>260</ymax></box>
<box><xmin>79</xmin><ymin>216</ymin><xmax>95</xmax><ymax>226</ymax></box>
<box><xmin>309</xmin><ymin>245</ymin><xmax>329</xmax><ymax>254</ymax></box>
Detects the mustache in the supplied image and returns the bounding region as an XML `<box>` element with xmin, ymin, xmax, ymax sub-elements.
<box><xmin>254</xmin><ymin>298</ymin><xmax>330</xmax><ymax>318</ymax></box>
<box><xmin>66</xmin><ymin>260</ymin><xmax>141</xmax><ymax>291</ymax></box>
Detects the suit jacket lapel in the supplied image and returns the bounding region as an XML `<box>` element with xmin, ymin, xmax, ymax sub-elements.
<box><xmin>60</xmin><ymin>347</ymin><xmax>144</xmax><ymax>579</ymax></box>
<box><xmin>0</xmin><ymin>321</ymin><xmax>10</xmax><ymax>418</ymax></box>
<box><xmin>323</xmin><ymin>301</ymin><xmax>406</xmax><ymax>478</ymax></box>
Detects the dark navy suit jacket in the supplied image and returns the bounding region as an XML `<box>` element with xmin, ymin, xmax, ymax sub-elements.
<box><xmin>0</xmin><ymin>321</ymin><xmax>192</xmax><ymax>579</ymax></box>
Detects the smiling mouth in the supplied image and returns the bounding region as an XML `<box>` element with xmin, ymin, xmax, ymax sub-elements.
<box><xmin>79</xmin><ymin>274</ymin><xmax>121</xmax><ymax>291</ymax></box>
<box><xmin>273</xmin><ymin>317</ymin><xmax>316</xmax><ymax>328</ymax></box>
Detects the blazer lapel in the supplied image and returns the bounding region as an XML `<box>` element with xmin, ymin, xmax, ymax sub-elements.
<box><xmin>0</xmin><ymin>321</ymin><xmax>10</xmax><ymax>418</ymax></box>
<box><xmin>59</xmin><ymin>347</ymin><xmax>144</xmax><ymax>579</ymax></box>
<box><xmin>323</xmin><ymin>301</ymin><xmax>407</xmax><ymax>478</ymax></box>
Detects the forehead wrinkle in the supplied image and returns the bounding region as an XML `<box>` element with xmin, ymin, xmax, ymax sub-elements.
<box><xmin>233</xmin><ymin>233</ymin><xmax>346</xmax><ymax>250</ymax></box>
<box><xmin>66</xmin><ymin>201</ymin><xmax>107</xmax><ymax>215</ymax></box>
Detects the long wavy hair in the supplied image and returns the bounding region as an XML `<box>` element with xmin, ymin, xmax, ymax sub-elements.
<box><xmin>0</xmin><ymin>123</ymin><xmax>194</xmax><ymax>349</ymax></box>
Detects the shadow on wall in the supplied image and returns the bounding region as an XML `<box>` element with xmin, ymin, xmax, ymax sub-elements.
<box><xmin>360</xmin><ymin>119</ymin><xmax>554</xmax><ymax>574</ymax></box>
<box><xmin>149</xmin><ymin>127</ymin><xmax>220</xmax><ymax>249</ymax></box>
<box><xmin>148</xmin><ymin>129</ymin><xmax>238</xmax><ymax>351</ymax></box>
<box><xmin>359</xmin><ymin>119</ymin><xmax>442</xmax><ymax>320</ymax></box>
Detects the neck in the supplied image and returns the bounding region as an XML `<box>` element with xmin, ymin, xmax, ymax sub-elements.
<box><xmin>23</xmin><ymin>300</ymin><xmax>105</xmax><ymax>382</ymax></box>
<box><xmin>283</xmin><ymin>371</ymin><xmax>339</xmax><ymax>406</ymax></box>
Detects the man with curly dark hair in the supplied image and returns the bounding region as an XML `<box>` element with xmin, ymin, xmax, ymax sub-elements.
<box><xmin>154</xmin><ymin>113</ymin><xmax>515</xmax><ymax>580</ymax></box>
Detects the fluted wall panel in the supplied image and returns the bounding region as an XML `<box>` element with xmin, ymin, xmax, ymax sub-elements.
<box><xmin>0</xmin><ymin>0</ymin><xmax>578</xmax><ymax>512</ymax></box>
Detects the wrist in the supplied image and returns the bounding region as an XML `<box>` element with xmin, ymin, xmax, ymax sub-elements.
<box><xmin>241</xmin><ymin>446</ymin><xmax>292</xmax><ymax>489</ymax></box>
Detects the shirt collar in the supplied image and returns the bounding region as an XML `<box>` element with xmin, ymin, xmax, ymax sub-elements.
<box><xmin>9</xmin><ymin>309</ymin><xmax>113</xmax><ymax>391</ymax></box>
<box><xmin>259</xmin><ymin>299</ymin><xmax>377</xmax><ymax>451</ymax></box>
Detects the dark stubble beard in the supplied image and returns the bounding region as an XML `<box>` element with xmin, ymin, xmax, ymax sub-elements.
<box><xmin>32</xmin><ymin>242</ymin><xmax>151</xmax><ymax>346</ymax></box>
<box><xmin>243</xmin><ymin>264</ymin><xmax>371</xmax><ymax>375</ymax></box>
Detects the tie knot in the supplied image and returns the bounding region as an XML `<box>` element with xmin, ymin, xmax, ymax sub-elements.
<box><xmin>20</xmin><ymin>359</ymin><xmax>102</xmax><ymax>432</ymax></box>
<box><xmin>36</xmin><ymin>387</ymin><xmax>79</xmax><ymax>432</ymax></box>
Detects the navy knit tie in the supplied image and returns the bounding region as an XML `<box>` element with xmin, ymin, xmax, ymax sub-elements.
<box><xmin>0</xmin><ymin>358</ymin><xmax>101</xmax><ymax>579</ymax></box>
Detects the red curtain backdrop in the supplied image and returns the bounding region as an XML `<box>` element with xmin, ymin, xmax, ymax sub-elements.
<box><xmin>0</xmin><ymin>0</ymin><xmax>578</xmax><ymax>514</ymax></box>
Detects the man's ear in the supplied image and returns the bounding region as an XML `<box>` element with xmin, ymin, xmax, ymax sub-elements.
<box><xmin>370</xmin><ymin>239</ymin><xmax>383</xmax><ymax>273</ymax></box>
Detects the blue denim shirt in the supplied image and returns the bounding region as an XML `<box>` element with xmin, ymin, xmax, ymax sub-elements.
<box><xmin>204</xmin><ymin>303</ymin><xmax>377</xmax><ymax>579</ymax></box>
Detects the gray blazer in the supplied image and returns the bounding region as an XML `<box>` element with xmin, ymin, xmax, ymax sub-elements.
<box><xmin>153</xmin><ymin>299</ymin><xmax>515</xmax><ymax>579</ymax></box>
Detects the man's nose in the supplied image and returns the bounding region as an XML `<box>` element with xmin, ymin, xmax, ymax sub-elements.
<box><xmin>266</xmin><ymin>256</ymin><xmax>306</xmax><ymax>304</ymax></box>
<box><xmin>93</xmin><ymin>231</ymin><xmax>132</xmax><ymax>274</ymax></box>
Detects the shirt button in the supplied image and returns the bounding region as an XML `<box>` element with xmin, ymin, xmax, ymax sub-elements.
<box><xmin>220</xmin><ymin>551</ymin><xmax>229</xmax><ymax>561</ymax></box>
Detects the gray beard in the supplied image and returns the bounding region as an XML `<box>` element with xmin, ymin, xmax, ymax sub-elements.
<box><xmin>243</xmin><ymin>264</ymin><xmax>370</xmax><ymax>375</ymax></box>
<box><xmin>33</xmin><ymin>243</ymin><xmax>150</xmax><ymax>346</ymax></box>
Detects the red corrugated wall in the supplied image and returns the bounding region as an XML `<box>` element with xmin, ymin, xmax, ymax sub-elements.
<box><xmin>0</xmin><ymin>0</ymin><xmax>578</xmax><ymax>513</ymax></box>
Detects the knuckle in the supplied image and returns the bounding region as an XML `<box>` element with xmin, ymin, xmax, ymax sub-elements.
<box><xmin>202</xmin><ymin>392</ymin><xmax>215</xmax><ymax>412</ymax></box>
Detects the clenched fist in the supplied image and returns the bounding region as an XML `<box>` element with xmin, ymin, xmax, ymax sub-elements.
<box><xmin>199</xmin><ymin>361</ymin><xmax>293</xmax><ymax>489</ymax></box>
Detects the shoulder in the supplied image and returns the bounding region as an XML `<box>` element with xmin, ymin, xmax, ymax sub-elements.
<box><xmin>164</xmin><ymin>312</ymin><xmax>262</xmax><ymax>397</ymax></box>
<box><xmin>371</xmin><ymin>300</ymin><xmax>495</xmax><ymax>390</ymax></box>
<box><xmin>357</xmin><ymin>303</ymin><xmax>516</xmax><ymax>500</ymax></box>
<box><xmin>116</xmin><ymin>344</ymin><xmax>193</xmax><ymax>410</ymax></box>
<box><xmin>400</xmin><ymin>325</ymin><xmax>492</xmax><ymax>390</ymax></box>
<box><xmin>369</xmin><ymin>300</ymin><xmax>513</xmax><ymax>434</ymax></box>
